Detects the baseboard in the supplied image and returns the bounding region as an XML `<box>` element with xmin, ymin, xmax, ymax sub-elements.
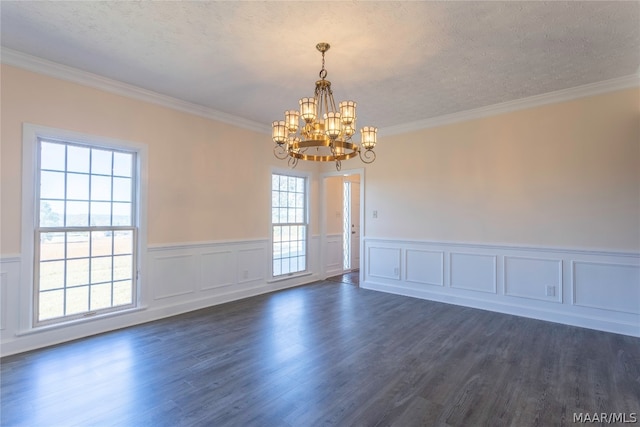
<box><xmin>363</xmin><ymin>280</ymin><xmax>640</xmax><ymax>337</ymax></box>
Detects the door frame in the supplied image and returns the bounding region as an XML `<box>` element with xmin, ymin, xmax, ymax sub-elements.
<box><xmin>320</xmin><ymin>167</ymin><xmax>365</xmax><ymax>283</ymax></box>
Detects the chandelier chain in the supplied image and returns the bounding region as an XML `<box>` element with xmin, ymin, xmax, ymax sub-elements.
<box><xmin>319</xmin><ymin>50</ymin><xmax>327</xmax><ymax>80</ymax></box>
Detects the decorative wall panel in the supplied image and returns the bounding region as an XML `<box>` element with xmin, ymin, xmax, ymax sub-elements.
<box><xmin>325</xmin><ymin>235</ymin><xmax>343</xmax><ymax>276</ymax></box>
<box><xmin>368</xmin><ymin>247</ymin><xmax>401</xmax><ymax>280</ymax></box>
<box><xmin>505</xmin><ymin>256</ymin><xmax>562</xmax><ymax>302</ymax></box>
<box><xmin>573</xmin><ymin>261</ymin><xmax>640</xmax><ymax>314</ymax></box>
<box><xmin>200</xmin><ymin>250</ymin><xmax>235</xmax><ymax>290</ymax></box>
<box><xmin>238</xmin><ymin>248</ymin><xmax>266</xmax><ymax>284</ymax></box>
<box><xmin>152</xmin><ymin>253</ymin><xmax>197</xmax><ymax>300</ymax></box>
<box><xmin>450</xmin><ymin>252</ymin><xmax>497</xmax><ymax>293</ymax></box>
<box><xmin>1</xmin><ymin>256</ymin><xmax>24</xmax><ymax>342</ymax></box>
<box><xmin>406</xmin><ymin>249</ymin><xmax>444</xmax><ymax>286</ymax></box>
<box><xmin>0</xmin><ymin>272</ymin><xmax>7</xmax><ymax>330</ymax></box>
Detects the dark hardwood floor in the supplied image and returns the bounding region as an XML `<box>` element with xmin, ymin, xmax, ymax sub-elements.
<box><xmin>2</xmin><ymin>281</ymin><xmax>639</xmax><ymax>426</ymax></box>
<box><xmin>326</xmin><ymin>270</ymin><xmax>360</xmax><ymax>286</ymax></box>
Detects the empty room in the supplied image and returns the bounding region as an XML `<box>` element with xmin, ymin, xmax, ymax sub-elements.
<box><xmin>1</xmin><ymin>1</ymin><xmax>639</xmax><ymax>426</ymax></box>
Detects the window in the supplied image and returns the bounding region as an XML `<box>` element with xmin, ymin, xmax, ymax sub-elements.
<box><xmin>35</xmin><ymin>138</ymin><xmax>138</xmax><ymax>325</ymax></box>
<box><xmin>271</xmin><ymin>173</ymin><xmax>307</xmax><ymax>277</ymax></box>
<box><xmin>343</xmin><ymin>180</ymin><xmax>351</xmax><ymax>270</ymax></box>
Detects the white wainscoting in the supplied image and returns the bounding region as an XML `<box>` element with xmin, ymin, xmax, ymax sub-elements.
<box><xmin>406</xmin><ymin>250</ymin><xmax>444</xmax><ymax>287</ymax></box>
<box><xmin>0</xmin><ymin>272</ymin><xmax>7</xmax><ymax>331</ymax></box>
<box><xmin>368</xmin><ymin>246</ymin><xmax>401</xmax><ymax>280</ymax></box>
<box><xmin>151</xmin><ymin>252</ymin><xmax>198</xmax><ymax>300</ymax></box>
<box><xmin>363</xmin><ymin>238</ymin><xmax>640</xmax><ymax>337</ymax></box>
<box><xmin>505</xmin><ymin>256</ymin><xmax>562</xmax><ymax>303</ymax></box>
<box><xmin>0</xmin><ymin>237</ymin><xmax>321</xmax><ymax>357</ymax></box>
<box><xmin>148</xmin><ymin>240</ymin><xmax>272</xmax><ymax>307</ymax></box>
<box><xmin>200</xmin><ymin>250</ymin><xmax>235</xmax><ymax>290</ymax></box>
<box><xmin>450</xmin><ymin>252</ymin><xmax>497</xmax><ymax>294</ymax></box>
<box><xmin>572</xmin><ymin>261</ymin><xmax>640</xmax><ymax>314</ymax></box>
<box><xmin>325</xmin><ymin>233</ymin><xmax>344</xmax><ymax>277</ymax></box>
<box><xmin>0</xmin><ymin>257</ymin><xmax>21</xmax><ymax>338</ymax></box>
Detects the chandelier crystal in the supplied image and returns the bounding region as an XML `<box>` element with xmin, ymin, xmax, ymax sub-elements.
<box><xmin>272</xmin><ymin>42</ymin><xmax>377</xmax><ymax>171</ymax></box>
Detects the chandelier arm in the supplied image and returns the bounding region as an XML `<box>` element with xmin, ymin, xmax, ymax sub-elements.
<box><xmin>288</xmin><ymin>156</ymin><xmax>299</xmax><ymax>169</ymax></box>
<box><xmin>317</xmin><ymin>92</ymin><xmax>322</xmax><ymax>122</ymax></box>
<box><xmin>302</xmin><ymin>123</ymin><xmax>312</xmax><ymax>140</ymax></box>
<box><xmin>319</xmin><ymin>87</ymin><xmax>328</xmax><ymax>121</ymax></box>
<box><xmin>328</xmin><ymin>88</ymin><xmax>336</xmax><ymax>113</ymax></box>
<box><xmin>359</xmin><ymin>149</ymin><xmax>376</xmax><ymax>164</ymax></box>
<box><xmin>322</xmin><ymin>89</ymin><xmax>327</xmax><ymax>113</ymax></box>
<box><xmin>274</xmin><ymin>144</ymin><xmax>289</xmax><ymax>160</ymax></box>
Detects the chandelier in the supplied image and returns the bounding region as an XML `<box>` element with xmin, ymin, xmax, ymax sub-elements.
<box><xmin>272</xmin><ymin>42</ymin><xmax>377</xmax><ymax>171</ymax></box>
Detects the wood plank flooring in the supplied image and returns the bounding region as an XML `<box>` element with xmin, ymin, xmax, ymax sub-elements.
<box><xmin>326</xmin><ymin>271</ymin><xmax>360</xmax><ymax>286</ymax></box>
<box><xmin>2</xmin><ymin>280</ymin><xmax>639</xmax><ymax>426</ymax></box>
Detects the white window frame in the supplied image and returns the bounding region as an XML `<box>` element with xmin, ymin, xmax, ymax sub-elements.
<box><xmin>21</xmin><ymin>123</ymin><xmax>148</xmax><ymax>331</ymax></box>
<box><xmin>270</xmin><ymin>168</ymin><xmax>310</xmax><ymax>279</ymax></box>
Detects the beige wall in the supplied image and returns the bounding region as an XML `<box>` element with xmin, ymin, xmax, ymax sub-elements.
<box><xmin>0</xmin><ymin>65</ymin><xmax>319</xmax><ymax>254</ymax></box>
<box><xmin>324</xmin><ymin>176</ymin><xmax>344</xmax><ymax>235</ymax></box>
<box><xmin>366</xmin><ymin>88</ymin><xmax>640</xmax><ymax>251</ymax></box>
<box><xmin>2</xmin><ymin>64</ymin><xmax>638</xmax><ymax>254</ymax></box>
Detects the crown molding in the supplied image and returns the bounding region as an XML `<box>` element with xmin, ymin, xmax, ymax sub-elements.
<box><xmin>3</xmin><ymin>48</ymin><xmax>637</xmax><ymax>137</ymax></box>
<box><xmin>381</xmin><ymin>73</ymin><xmax>640</xmax><ymax>136</ymax></box>
<box><xmin>0</xmin><ymin>48</ymin><xmax>271</xmax><ymax>134</ymax></box>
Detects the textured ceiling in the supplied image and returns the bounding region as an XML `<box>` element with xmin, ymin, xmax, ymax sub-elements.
<box><xmin>1</xmin><ymin>1</ymin><xmax>639</xmax><ymax>131</ymax></box>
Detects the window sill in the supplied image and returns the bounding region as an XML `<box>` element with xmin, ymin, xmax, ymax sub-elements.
<box><xmin>15</xmin><ymin>305</ymin><xmax>148</xmax><ymax>337</ymax></box>
<box><xmin>267</xmin><ymin>271</ymin><xmax>313</xmax><ymax>284</ymax></box>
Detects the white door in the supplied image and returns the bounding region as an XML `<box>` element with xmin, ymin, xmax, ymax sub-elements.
<box><xmin>350</xmin><ymin>181</ymin><xmax>360</xmax><ymax>270</ymax></box>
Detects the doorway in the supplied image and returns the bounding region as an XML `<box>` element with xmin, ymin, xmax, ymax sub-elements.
<box><xmin>322</xmin><ymin>170</ymin><xmax>362</xmax><ymax>279</ymax></box>
<box><xmin>343</xmin><ymin>178</ymin><xmax>360</xmax><ymax>271</ymax></box>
